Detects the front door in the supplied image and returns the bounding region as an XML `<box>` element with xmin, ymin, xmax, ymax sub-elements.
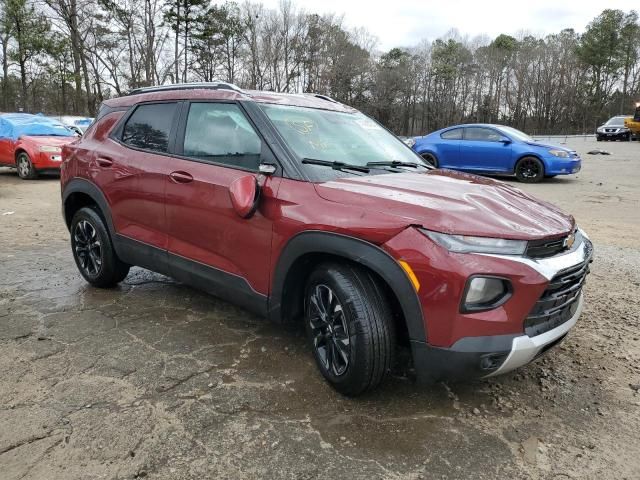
<box><xmin>165</xmin><ymin>101</ymin><xmax>280</xmax><ymax>310</ymax></box>
<box><xmin>459</xmin><ymin>126</ymin><xmax>512</xmax><ymax>172</ymax></box>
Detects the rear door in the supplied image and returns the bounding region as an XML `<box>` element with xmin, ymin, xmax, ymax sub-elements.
<box><xmin>97</xmin><ymin>102</ymin><xmax>179</xmax><ymax>256</ymax></box>
<box><xmin>459</xmin><ymin>127</ymin><xmax>512</xmax><ymax>172</ymax></box>
<box><xmin>165</xmin><ymin>101</ymin><xmax>281</xmax><ymax>307</ymax></box>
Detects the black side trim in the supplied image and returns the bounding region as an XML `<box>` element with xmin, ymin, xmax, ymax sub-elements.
<box><xmin>269</xmin><ymin>231</ymin><xmax>426</xmax><ymax>342</ymax></box>
<box><xmin>113</xmin><ymin>234</ymin><xmax>267</xmax><ymax>316</ymax></box>
<box><xmin>113</xmin><ymin>234</ymin><xmax>170</xmax><ymax>277</ymax></box>
<box><xmin>169</xmin><ymin>252</ymin><xmax>267</xmax><ymax>316</ymax></box>
<box><xmin>411</xmin><ymin>332</ymin><xmax>517</xmax><ymax>383</ymax></box>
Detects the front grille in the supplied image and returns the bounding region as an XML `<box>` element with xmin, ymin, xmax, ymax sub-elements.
<box><xmin>526</xmin><ymin>236</ymin><xmax>567</xmax><ymax>258</ymax></box>
<box><xmin>524</xmin><ymin>259</ymin><xmax>590</xmax><ymax>337</ymax></box>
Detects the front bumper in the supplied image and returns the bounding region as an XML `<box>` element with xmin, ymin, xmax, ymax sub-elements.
<box><xmin>32</xmin><ymin>151</ymin><xmax>63</xmax><ymax>170</ymax></box>
<box><xmin>385</xmin><ymin>228</ymin><xmax>593</xmax><ymax>383</ymax></box>
<box><xmin>546</xmin><ymin>158</ymin><xmax>581</xmax><ymax>175</ymax></box>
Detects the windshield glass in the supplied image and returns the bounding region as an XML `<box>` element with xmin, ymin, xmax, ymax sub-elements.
<box><xmin>605</xmin><ymin>117</ymin><xmax>625</xmax><ymax>126</ymax></box>
<box><xmin>499</xmin><ymin>126</ymin><xmax>534</xmax><ymax>142</ymax></box>
<box><xmin>260</xmin><ymin>104</ymin><xmax>424</xmax><ymax>175</ymax></box>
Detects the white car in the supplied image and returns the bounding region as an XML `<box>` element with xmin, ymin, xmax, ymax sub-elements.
<box><xmin>51</xmin><ymin>116</ymin><xmax>94</xmax><ymax>135</ymax></box>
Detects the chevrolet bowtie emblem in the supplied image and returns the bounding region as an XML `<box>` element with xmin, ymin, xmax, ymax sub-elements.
<box><xmin>564</xmin><ymin>233</ymin><xmax>575</xmax><ymax>249</ymax></box>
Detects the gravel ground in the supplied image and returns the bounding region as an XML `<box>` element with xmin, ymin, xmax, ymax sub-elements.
<box><xmin>0</xmin><ymin>137</ymin><xmax>639</xmax><ymax>479</ymax></box>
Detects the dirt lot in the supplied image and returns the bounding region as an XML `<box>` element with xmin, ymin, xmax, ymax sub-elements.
<box><xmin>0</xmin><ymin>137</ymin><xmax>639</xmax><ymax>480</ymax></box>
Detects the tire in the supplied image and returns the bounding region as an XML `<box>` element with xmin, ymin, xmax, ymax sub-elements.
<box><xmin>420</xmin><ymin>152</ymin><xmax>438</xmax><ymax>168</ymax></box>
<box><xmin>515</xmin><ymin>156</ymin><xmax>544</xmax><ymax>183</ymax></box>
<box><xmin>304</xmin><ymin>262</ymin><xmax>395</xmax><ymax>396</ymax></box>
<box><xmin>596</xmin><ymin>136</ymin><xmax>602</xmax><ymax>142</ymax></box>
<box><xmin>16</xmin><ymin>152</ymin><xmax>38</xmax><ymax>179</ymax></box>
<box><xmin>624</xmin><ymin>134</ymin><xmax>631</xmax><ymax>142</ymax></box>
<box><xmin>70</xmin><ymin>206</ymin><xmax>130</xmax><ymax>288</ymax></box>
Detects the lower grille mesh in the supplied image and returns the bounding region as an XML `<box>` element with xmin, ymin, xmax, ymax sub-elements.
<box><xmin>524</xmin><ymin>258</ymin><xmax>590</xmax><ymax>337</ymax></box>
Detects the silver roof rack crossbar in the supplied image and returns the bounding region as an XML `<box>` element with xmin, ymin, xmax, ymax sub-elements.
<box><xmin>128</xmin><ymin>81</ymin><xmax>247</xmax><ymax>96</ymax></box>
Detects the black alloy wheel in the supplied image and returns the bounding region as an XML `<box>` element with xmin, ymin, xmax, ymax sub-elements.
<box><xmin>307</xmin><ymin>284</ymin><xmax>351</xmax><ymax>376</ymax></box>
<box><xmin>515</xmin><ymin>156</ymin><xmax>544</xmax><ymax>183</ymax></box>
<box><xmin>74</xmin><ymin>219</ymin><xmax>103</xmax><ymax>277</ymax></box>
<box><xmin>304</xmin><ymin>263</ymin><xmax>395</xmax><ymax>396</ymax></box>
<box><xmin>70</xmin><ymin>206</ymin><xmax>130</xmax><ymax>287</ymax></box>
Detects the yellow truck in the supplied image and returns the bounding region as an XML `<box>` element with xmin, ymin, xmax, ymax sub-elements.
<box><xmin>624</xmin><ymin>102</ymin><xmax>640</xmax><ymax>140</ymax></box>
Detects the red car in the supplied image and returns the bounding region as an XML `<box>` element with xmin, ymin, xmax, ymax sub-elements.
<box><xmin>60</xmin><ymin>83</ymin><xmax>593</xmax><ymax>395</ymax></box>
<box><xmin>0</xmin><ymin>113</ymin><xmax>78</xmax><ymax>179</ymax></box>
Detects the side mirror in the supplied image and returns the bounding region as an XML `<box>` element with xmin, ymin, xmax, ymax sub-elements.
<box><xmin>229</xmin><ymin>175</ymin><xmax>260</xmax><ymax>219</ymax></box>
<box><xmin>500</xmin><ymin>137</ymin><xmax>512</xmax><ymax>144</ymax></box>
<box><xmin>259</xmin><ymin>162</ymin><xmax>277</xmax><ymax>175</ymax></box>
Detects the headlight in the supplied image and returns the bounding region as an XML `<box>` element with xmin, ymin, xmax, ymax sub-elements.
<box><xmin>39</xmin><ymin>145</ymin><xmax>62</xmax><ymax>153</ymax></box>
<box><xmin>596</xmin><ymin>127</ymin><xmax>604</xmax><ymax>133</ymax></box>
<box><xmin>461</xmin><ymin>276</ymin><xmax>511</xmax><ymax>312</ymax></box>
<box><xmin>402</xmin><ymin>137</ymin><xmax>416</xmax><ymax>148</ymax></box>
<box><xmin>421</xmin><ymin>230</ymin><xmax>527</xmax><ymax>255</ymax></box>
<box><xmin>549</xmin><ymin>149</ymin><xmax>569</xmax><ymax>158</ymax></box>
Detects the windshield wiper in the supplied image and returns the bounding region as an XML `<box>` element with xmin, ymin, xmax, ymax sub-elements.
<box><xmin>366</xmin><ymin>160</ymin><xmax>429</xmax><ymax>169</ymax></box>
<box><xmin>302</xmin><ymin>158</ymin><xmax>370</xmax><ymax>173</ymax></box>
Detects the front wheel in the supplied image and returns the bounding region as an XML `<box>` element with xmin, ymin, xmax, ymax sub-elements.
<box><xmin>304</xmin><ymin>263</ymin><xmax>395</xmax><ymax>396</ymax></box>
<box><xmin>16</xmin><ymin>152</ymin><xmax>38</xmax><ymax>179</ymax></box>
<box><xmin>70</xmin><ymin>207</ymin><xmax>130</xmax><ymax>288</ymax></box>
<box><xmin>515</xmin><ymin>156</ymin><xmax>544</xmax><ymax>183</ymax></box>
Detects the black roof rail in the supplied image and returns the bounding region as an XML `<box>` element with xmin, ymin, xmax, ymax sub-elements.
<box><xmin>128</xmin><ymin>81</ymin><xmax>248</xmax><ymax>96</ymax></box>
<box><xmin>306</xmin><ymin>93</ymin><xmax>339</xmax><ymax>104</ymax></box>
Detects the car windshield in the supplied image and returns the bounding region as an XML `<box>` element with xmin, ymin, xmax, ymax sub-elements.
<box><xmin>605</xmin><ymin>117</ymin><xmax>625</xmax><ymax>126</ymax></box>
<box><xmin>498</xmin><ymin>126</ymin><xmax>534</xmax><ymax>142</ymax></box>
<box><xmin>260</xmin><ymin>104</ymin><xmax>424</xmax><ymax>175</ymax></box>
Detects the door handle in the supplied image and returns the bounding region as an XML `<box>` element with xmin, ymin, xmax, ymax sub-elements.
<box><xmin>96</xmin><ymin>157</ymin><xmax>113</xmax><ymax>167</ymax></box>
<box><xmin>169</xmin><ymin>171</ymin><xmax>193</xmax><ymax>183</ymax></box>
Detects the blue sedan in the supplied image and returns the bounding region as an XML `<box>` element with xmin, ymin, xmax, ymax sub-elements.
<box><xmin>411</xmin><ymin>124</ymin><xmax>582</xmax><ymax>183</ymax></box>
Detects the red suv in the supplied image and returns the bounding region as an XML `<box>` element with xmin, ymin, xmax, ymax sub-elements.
<box><xmin>61</xmin><ymin>83</ymin><xmax>593</xmax><ymax>395</ymax></box>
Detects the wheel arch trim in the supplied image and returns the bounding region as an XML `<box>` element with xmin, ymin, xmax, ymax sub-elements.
<box><xmin>269</xmin><ymin>230</ymin><xmax>427</xmax><ymax>343</ymax></box>
<box><xmin>62</xmin><ymin>178</ymin><xmax>115</xmax><ymax>235</ymax></box>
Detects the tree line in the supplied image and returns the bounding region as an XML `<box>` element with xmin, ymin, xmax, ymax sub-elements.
<box><xmin>0</xmin><ymin>0</ymin><xmax>639</xmax><ymax>135</ymax></box>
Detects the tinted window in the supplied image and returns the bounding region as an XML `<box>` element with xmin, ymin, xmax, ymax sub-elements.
<box><xmin>464</xmin><ymin>127</ymin><xmax>503</xmax><ymax>142</ymax></box>
<box><xmin>183</xmin><ymin>103</ymin><xmax>261</xmax><ymax>170</ymax></box>
<box><xmin>122</xmin><ymin>103</ymin><xmax>176</xmax><ymax>153</ymax></box>
<box><xmin>440</xmin><ymin>128</ymin><xmax>462</xmax><ymax>140</ymax></box>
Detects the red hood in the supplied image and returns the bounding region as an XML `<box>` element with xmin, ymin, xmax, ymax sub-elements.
<box><xmin>315</xmin><ymin>170</ymin><xmax>574</xmax><ymax>240</ymax></box>
<box><xmin>20</xmin><ymin>135</ymin><xmax>77</xmax><ymax>147</ymax></box>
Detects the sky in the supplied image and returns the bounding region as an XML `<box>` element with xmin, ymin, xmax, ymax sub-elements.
<box><xmin>257</xmin><ymin>0</ymin><xmax>634</xmax><ymax>50</ymax></box>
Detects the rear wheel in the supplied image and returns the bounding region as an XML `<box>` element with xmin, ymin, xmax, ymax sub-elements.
<box><xmin>304</xmin><ymin>263</ymin><xmax>395</xmax><ymax>396</ymax></box>
<box><xmin>420</xmin><ymin>152</ymin><xmax>438</xmax><ymax>168</ymax></box>
<box><xmin>70</xmin><ymin>207</ymin><xmax>130</xmax><ymax>287</ymax></box>
<box><xmin>16</xmin><ymin>152</ymin><xmax>37</xmax><ymax>179</ymax></box>
<box><xmin>515</xmin><ymin>156</ymin><xmax>544</xmax><ymax>183</ymax></box>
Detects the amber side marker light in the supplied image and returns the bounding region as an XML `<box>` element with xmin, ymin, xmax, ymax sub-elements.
<box><xmin>398</xmin><ymin>260</ymin><xmax>420</xmax><ymax>292</ymax></box>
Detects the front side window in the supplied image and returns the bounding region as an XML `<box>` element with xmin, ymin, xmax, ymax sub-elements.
<box><xmin>260</xmin><ymin>104</ymin><xmax>424</xmax><ymax>178</ymax></box>
<box><xmin>464</xmin><ymin>127</ymin><xmax>503</xmax><ymax>142</ymax></box>
<box><xmin>441</xmin><ymin>128</ymin><xmax>462</xmax><ymax>140</ymax></box>
<box><xmin>121</xmin><ymin>103</ymin><xmax>177</xmax><ymax>153</ymax></box>
<box><xmin>183</xmin><ymin>103</ymin><xmax>262</xmax><ymax>170</ymax></box>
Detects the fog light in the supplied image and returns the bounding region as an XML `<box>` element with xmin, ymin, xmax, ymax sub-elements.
<box><xmin>461</xmin><ymin>276</ymin><xmax>511</xmax><ymax>312</ymax></box>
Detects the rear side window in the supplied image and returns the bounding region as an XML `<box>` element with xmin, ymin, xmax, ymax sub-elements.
<box><xmin>121</xmin><ymin>103</ymin><xmax>177</xmax><ymax>153</ymax></box>
<box><xmin>182</xmin><ymin>102</ymin><xmax>262</xmax><ymax>170</ymax></box>
<box><xmin>440</xmin><ymin>128</ymin><xmax>462</xmax><ymax>140</ymax></box>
